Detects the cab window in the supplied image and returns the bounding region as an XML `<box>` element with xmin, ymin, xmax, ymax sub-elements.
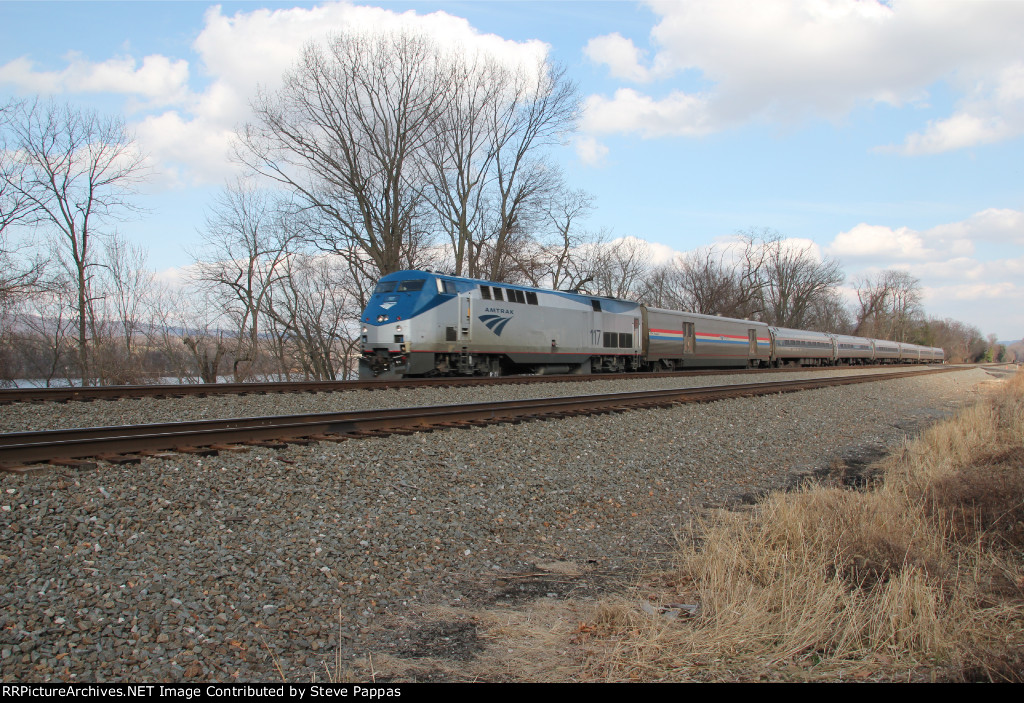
<box><xmin>373</xmin><ymin>281</ymin><xmax>396</xmax><ymax>295</ymax></box>
<box><xmin>397</xmin><ymin>279</ymin><xmax>425</xmax><ymax>292</ymax></box>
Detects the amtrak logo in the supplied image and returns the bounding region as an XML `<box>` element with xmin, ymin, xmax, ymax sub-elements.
<box><xmin>380</xmin><ymin>301</ymin><xmax>396</xmax><ymax>310</ymax></box>
<box><xmin>479</xmin><ymin>314</ymin><xmax>513</xmax><ymax>336</ymax></box>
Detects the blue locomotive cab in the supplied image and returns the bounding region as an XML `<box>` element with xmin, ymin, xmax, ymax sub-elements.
<box><xmin>365</xmin><ymin>276</ymin><xmax>431</xmax><ymax>323</ymax></box>
<box><xmin>359</xmin><ymin>271</ymin><xmax>464</xmax><ymax>378</ymax></box>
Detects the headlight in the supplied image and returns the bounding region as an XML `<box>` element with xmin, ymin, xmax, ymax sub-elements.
<box><xmin>396</xmin><ymin>325</ymin><xmax>402</xmax><ymax>332</ymax></box>
<box><xmin>376</xmin><ymin>314</ymin><xmax>389</xmax><ymax>323</ymax></box>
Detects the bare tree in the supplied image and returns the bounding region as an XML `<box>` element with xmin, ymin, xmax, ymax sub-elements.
<box><xmin>802</xmin><ymin>287</ymin><xmax>853</xmax><ymax>333</ymax></box>
<box><xmin>480</xmin><ymin>62</ymin><xmax>578</xmax><ymax>282</ymax></box>
<box><xmin>635</xmin><ymin>263</ymin><xmax>679</xmax><ymax>309</ymax></box>
<box><xmin>853</xmin><ymin>270</ymin><xmax>923</xmax><ymax>341</ymax></box>
<box><xmin>524</xmin><ymin>187</ymin><xmax>596</xmax><ymax>289</ymax></box>
<box><xmin>637</xmin><ymin>235</ymin><xmax>766</xmax><ymax>317</ymax></box>
<box><xmin>174</xmin><ymin>285</ymin><xmax>233</xmax><ymax>384</ymax></box>
<box><xmin>0</xmin><ymin>100</ymin><xmax>34</xmax><ymax>236</ymax></box>
<box><xmin>238</xmin><ymin>30</ymin><xmax>579</xmax><ymax>294</ymax></box>
<box><xmin>1</xmin><ymin>100</ymin><xmax>146</xmax><ymax>385</ymax></box>
<box><xmin>418</xmin><ymin>56</ymin><xmax>579</xmax><ymax>283</ymax></box>
<box><xmin>887</xmin><ymin>271</ymin><xmax>924</xmax><ymax>342</ymax></box>
<box><xmin>636</xmin><ymin>231</ymin><xmax>842</xmax><ymax>326</ymax></box>
<box><xmin>263</xmin><ymin>252</ymin><xmax>361</xmax><ymax>380</ymax></box>
<box><xmin>85</xmin><ymin>233</ymin><xmax>155</xmax><ymax>384</ymax></box>
<box><xmin>757</xmin><ymin>232</ymin><xmax>844</xmax><ymax>329</ymax></box>
<box><xmin>149</xmin><ymin>281</ymin><xmax>203</xmax><ymax>383</ymax></box>
<box><xmin>0</xmin><ymin>100</ymin><xmax>44</xmax><ymax>308</ymax></box>
<box><xmin>677</xmin><ymin>248</ymin><xmax>744</xmax><ymax>315</ymax></box>
<box><xmin>1007</xmin><ymin>339</ymin><xmax>1024</xmax><ymax>363</ymax></box>
<box><xmin>237</xmin><ymin>31</ymin><xmax>446</xmax><ymax>291</ymax></box>
<box><xmin>419</xmin><ymin>54</ymin><xmax>503</xmax><ymax>277</ymax></box>
<box><xmin>191</xmin><ymin>180</ymin><xmax>296</xmax><ymax>381</ymax></box>
<box><xmin>920</xmin><ymin>317</ymin><xmax>980</xmax><ymax>362</ymax></box>
<box><xmin>12</xmin><ymin>279</ymin><xmax>78</xmax><ymax>387</ymax></box>
<box><xmin>666</xmin><ymin>247</ymin><xmax>755</xmax><ymax>316</ymax></box>
<box><xmin>580</xmin><ymin>236</ymin><xmax>652</xmax><ymax>299</ymax></box>
<box><xmin>101</xmin><ymin>233</ymin><xmax>152</xmax><ymax>362</ymax></box>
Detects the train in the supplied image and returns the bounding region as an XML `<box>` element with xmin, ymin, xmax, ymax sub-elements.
<box><xmin>358</xmin><ymin>269</ymin><xmax>945</xmax><ymax>380</ymax></box>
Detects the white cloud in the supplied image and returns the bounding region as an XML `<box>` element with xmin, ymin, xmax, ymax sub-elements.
<box><xmin>927</xmin><ymin>208</ymin><xmax>1024</xmax><ymax>246</ymax></box>
<box><xmin>583</xmin><ymin>33</ymin><xmax>654</xmax><ymax>83</ymax></box>
<box><xmin>153</xmin><ymin>264</ymin><xmax>194</xmax><ymax>289</ymax></box>
<box><xmin>0</xmin><ymin>57</ymin><xmax>58</xmax><ymax>93</ymax></box>
<box><xmin>829</xmin><ymin>223</ymin><xmax>939</xmax><ymax>261</ymax></box>
<box><xmin>823</xmin><ymin>206</ymin><xmax>1024</xmax><ymax>263</ymax></box>
<box><xmin>641</xmin><ymin>238</ymin><xmax>678</xmax><ymax>266</ymax></box>
<box><xmin>574</xmin><ymin>135</ymin><xmax>609</xmax><ymax>167</ymax></box>
<box><xmin>906</xmin><ymin>254</ymin><xmax>1024</xmax><ymax>288</ymax></box>
<box><xmin>582</xmin><ymin>1</ymin><xmax>1024</xmax><ymax>151</ymax></box>
<box><xmin>191</xmin><ymin>2</ymin><xmax>547</xmax><ymax>106</ymax></box>
<box><xmin>898</xmin><ymin>61</ymin><xmax>1024</xmax><ymax>154</ymax></box>
<box><xmin>0</xmin><ymin>53</ymin><xmax>190</xmax><ymax>106</ymax></box>
<box><xmin>582</xmin><ymin>88</ymin><xmax>714</xmax><ymax>138</ymax></box>
<box><xmin>1</xmin><ymin>1</ymin><xmax>552</xmax><ymax>185</ymax></box>
<box><xmin>780</xmin><ymin>236</ymin><xmax>826</xmax><ymax>261</ymax></box>
<box><xmin>134</xmin><ymin>110</ymin><xmax>240</xmax><ymax>187</ymax></box>
<box><xmin>907</xmin><ymin>257</ymin><xmax>987</xmax><ymax>283</ymax></box>
<box><xmin>898</xmin><ymin>114</ymin><xmax>1010</xmax><ymax>155</ymax></box>
<box><xmin>926</xmin><ymin>281</ymin><xmax>1019</xmax><ymax>303</ymax></box>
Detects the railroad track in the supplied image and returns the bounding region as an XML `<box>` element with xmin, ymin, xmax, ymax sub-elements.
<box><xmin>0</xmin><ymin>366</ymin><xmax>960</xmax><ymax>471</ymax></box>
<box><xmin>0</xmin><ymin>363</ymin><xmax>946</xmax><ymax>405</ymax></box>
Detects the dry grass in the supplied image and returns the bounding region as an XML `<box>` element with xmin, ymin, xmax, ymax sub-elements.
<box><xmin>574</xmin><ymin>369</ymin><xmax>1024</xmax><ymax>682</ymax></box>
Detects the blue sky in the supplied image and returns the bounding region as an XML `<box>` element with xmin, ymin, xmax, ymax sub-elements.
<box><xmin>2</xmin><ymin>1</ymin><xmax>1022</xmax><ymax>340</ymax></box>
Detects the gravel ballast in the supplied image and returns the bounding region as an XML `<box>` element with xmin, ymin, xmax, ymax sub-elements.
<box><xmin>0</xmin><ymin>367</ymin><xmax>997</xmax><ymax>682</ymax></box>
<box><xmin>0</xmin><ymin>367</ymin><xmax>959</xmax><ymax>433</ymax></box>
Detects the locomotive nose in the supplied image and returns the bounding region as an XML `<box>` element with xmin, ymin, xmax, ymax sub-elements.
<box><xmin>360</xmin><ymin>319</ymin><xmax>412</xmax><ymax>379</ymax></box>
<box><xmin>362</xmin><ymin>320</ymin><xmax>409</xmax><ymax>351</ymax></box>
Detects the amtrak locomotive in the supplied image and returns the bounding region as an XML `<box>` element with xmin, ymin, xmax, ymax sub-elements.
<box><xmin>358</xmin><ymin>269</ymin><xmax>944</xmax><ymax>380</ymax></box>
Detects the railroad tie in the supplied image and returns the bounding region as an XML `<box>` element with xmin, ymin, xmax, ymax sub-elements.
<box><xmin>95</xmin><ymin>454</ymin><xmax>143</xmax><ymax>465</ymax></box>
<box><xmin>48</xmin><ymin>458</ymin><xmax>98</xmax><ymax>471</ymax></box>
<box><xmin>1</xmin><ymin>463</ymin><xmax>51</xmax><ymax>475</ymax></box>
<box><xmin>175</xmin><ymin>446</ymin><xmax>221</xmax><ymax>457</ymax></box>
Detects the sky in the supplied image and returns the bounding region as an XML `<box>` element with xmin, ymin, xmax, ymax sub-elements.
<box><xmin>1</xmin><ymin>0</ymin><xmax>1022</xmax><ymax>341</ymax></box>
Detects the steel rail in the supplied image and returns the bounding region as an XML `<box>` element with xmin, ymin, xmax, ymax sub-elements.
<box><xmin>0</xmin><ymin>366</ymin><xmax>960</xmax><ymax>467</ymax></box>
<box><xmin>0</xmin><ymin>363</ymin><xmax>948</xmax><ymax>405</ymax></box>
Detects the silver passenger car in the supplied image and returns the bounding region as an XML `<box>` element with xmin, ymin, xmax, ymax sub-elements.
<box><xmin>871</xmin><ymin>339</ymin><xmax>901</xmax><ymax>363</ymax></box>
<box><xmin>643</xmin><ymin>308</ymin><xmax>771</xmax><ymax>369</ymax></box>
<box><xmin>770</xmin><ymin>327</ymin><xmax>835</xmax><ymax>366</ymax></box>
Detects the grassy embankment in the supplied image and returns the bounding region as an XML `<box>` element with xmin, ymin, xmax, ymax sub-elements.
<box><xmin>573</xmin><ymin>368</ymin><xmax>1024</xmax><ymax>682</ymax></box>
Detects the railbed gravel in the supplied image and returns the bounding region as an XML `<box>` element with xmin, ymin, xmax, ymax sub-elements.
<box><xmin>0</xmin><ymin>366</ymin><xmax>997</xmax><ymax>682</ymax></box>
<box><xmin>0</xmin><ymin>366</ymin><xmax>963</xmax><ymax>433</ymax></box>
